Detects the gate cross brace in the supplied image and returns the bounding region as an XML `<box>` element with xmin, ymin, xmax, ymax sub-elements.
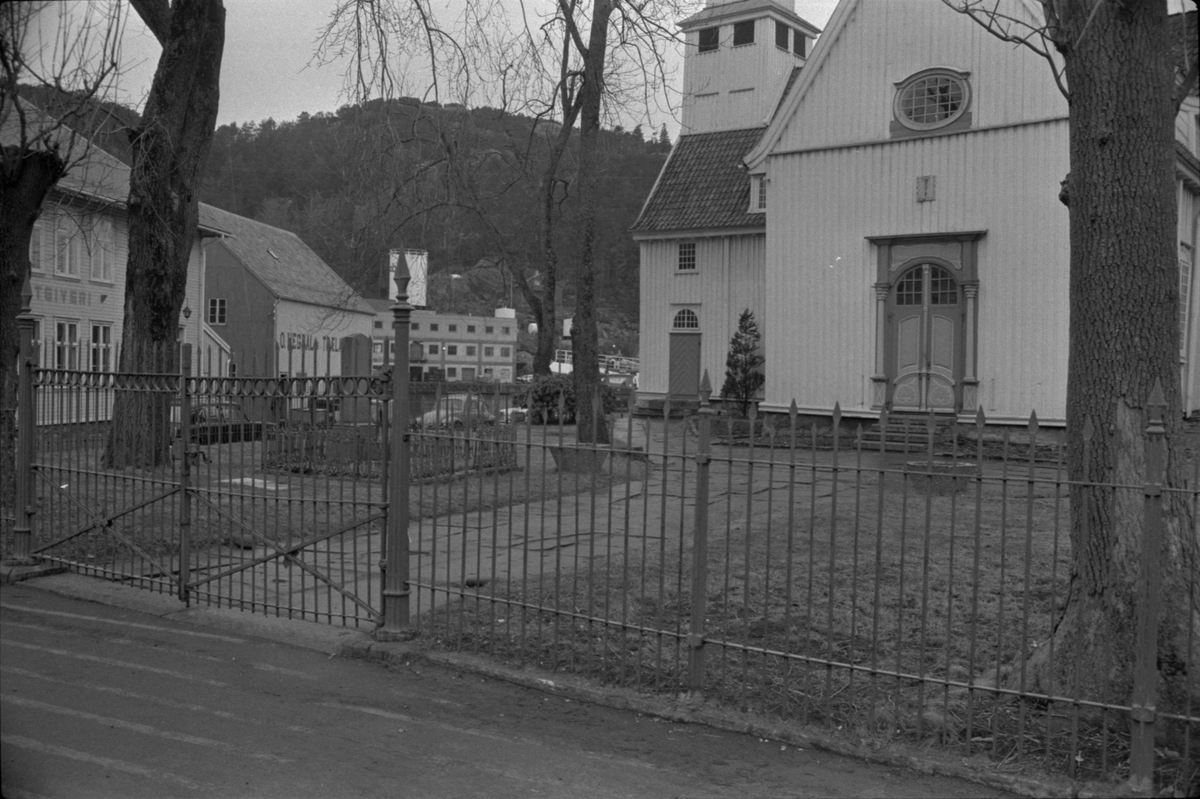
<box><xmin>186</xmin><ymin>493</ymin><xmax>383</xmax><ymax>621</ymax></box>
<box><xmin>31</xmin><ymin>472</ymin><xmax>181</xmax><ymax>585</ymax></box>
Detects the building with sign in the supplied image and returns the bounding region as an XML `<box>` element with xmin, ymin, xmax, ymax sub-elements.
<box><xmin>200</xmin><ymin>206</ymin><xmax>375</xmax><ymax>379</ymax></box>
<box><xmin>367</xmin><ymin>301</ymin><xmax>519</xmax><ymax>382</ymax></box>
<box><xmin>21</xmin><ymin>130</ymin><xmax>229</xmax><ymax>380</ymax></box>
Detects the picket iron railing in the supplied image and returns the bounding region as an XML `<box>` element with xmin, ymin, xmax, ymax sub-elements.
<box><xmin>5</xmin><ymin>281</ymin><xmax>1198</xmax><ymax>795</ymax></box>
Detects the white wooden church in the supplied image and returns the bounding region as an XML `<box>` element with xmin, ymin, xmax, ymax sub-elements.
<box><xmin>632</xmin><ymin>0</ymin><xmax>1200</xmax><ymax>425</ymax></box>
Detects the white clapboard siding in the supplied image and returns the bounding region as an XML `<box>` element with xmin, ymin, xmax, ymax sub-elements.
<box><xmin>1180</xmin><ymin>181</ymin><xmax>1200</xmax><ymax>414</ymax></box>
<box><xmin>638</xmin><ymin>234</ymin><xmax>766</xmax><ymax>400</ymax></box>
<box><xmin>774</xmin><ymin>0</ymin><xmax>1066</xmax><ymax>155</ymax></box>
<box><xmin>765</xmin><ymin>118</ymin><xmax>1071</xmax><ymax>421</ymax></box>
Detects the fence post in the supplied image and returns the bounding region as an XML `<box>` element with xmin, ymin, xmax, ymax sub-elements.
<box><xmin>8</xmin><ymin>277</ymin><xmax>38</xmax><ymax>565</ymax></box>
<box><xmin>178</xmin><ymin>344</ymin><xmax>193</xmax><ymax>604</ymax></box>
<box><xmin>1128</xmin><ymin>380</ymin><xmax>1165</xmax><ymax>795</ymax></box>
<box><xmin>379</xmin><ymin>260</ymin><xmax>413</xmax><ymax>638</ymax></box>
<box><xmin>688</xmin><ymin>371</ymin><xmax>714</xmax><ymax>694</ymax></box>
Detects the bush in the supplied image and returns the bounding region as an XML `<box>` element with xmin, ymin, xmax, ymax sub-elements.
<box><xmin>721</xmin><ymin>309</ymin><xmax>765</xmax><ymax>418</ymax></box>
<box><xmin>521</xmin><ymin>374</ymin><xmax>623</xmax><ymax>424</ymax></box>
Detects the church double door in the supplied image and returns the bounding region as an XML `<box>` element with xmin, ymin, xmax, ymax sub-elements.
<box><xmin>890</xmin><ymin>263</ymin><xmax>961</xmax><ymax>413</ymax></box>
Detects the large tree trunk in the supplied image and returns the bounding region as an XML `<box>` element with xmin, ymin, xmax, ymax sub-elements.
<box><xmin>105</xmin><ymin>0</ymin><xmax>224</xmax><ymax>468</ymax></box>
<box><xmin>1023</xmin><ymin>0</ymin><xmax>1198</xmax><ymax>747</ymax></box>
<box><xmin>0</xmin><ymin>148</ymin><xmax>63</xmax><ymax>505</ymax></box>
<box><xmin>570</xmin><ymin>0</ymin><xmax>613</xmax><ymax>445</ymax></box>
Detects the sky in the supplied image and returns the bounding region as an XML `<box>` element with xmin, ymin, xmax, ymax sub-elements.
<box><xmin>58</xmin><ymin>0</ymin><xmax>842</xmax><ymax>138</ymax></box>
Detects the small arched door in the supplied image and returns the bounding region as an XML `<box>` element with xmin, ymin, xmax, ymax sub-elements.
<box><xmin>668</xmin><ymin>308</ymin><xmax>701</xmax><ymax>401</ymax></box>
<box><xmin>890</xmin><ymin>263</ymin><xmax>961</xmax><ymax>412</ymax></box>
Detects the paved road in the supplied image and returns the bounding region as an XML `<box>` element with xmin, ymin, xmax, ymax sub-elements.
<box><xmin>1</xmin><ymin>578</ymin><xmax>1013</xmax><ymax>799</ymax></box>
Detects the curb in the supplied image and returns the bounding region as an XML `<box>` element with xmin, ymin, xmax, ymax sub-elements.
<box><xmin>1</xmin><ymin>564</ymin><xmax>70</xmax><ymax>585</ymax></box>
<box><xmin>340</xmin><ymin>639</ymin><xmax>1086</xmax><ymax>799</ymax></box>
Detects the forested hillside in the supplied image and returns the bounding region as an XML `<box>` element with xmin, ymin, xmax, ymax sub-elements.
<box><xmin>196</xmin><ymin>99</ymin><xmax>669</xmax><ymax>351</ymax></box>
<box><xmin>22</xmin><ymin>87</ymin><xmax>667</xmax><ymax>355</ymax></box>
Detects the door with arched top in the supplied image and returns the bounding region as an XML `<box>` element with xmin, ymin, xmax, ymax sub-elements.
<box><xmin>668</xmin><ymin>308</ymin><xmax>701</xmax><ymax>401</ymax></box>
<box><xmin>890</xmin><ymin>263</ymin><xmax>961</xmax><ymax>412</ymax></box>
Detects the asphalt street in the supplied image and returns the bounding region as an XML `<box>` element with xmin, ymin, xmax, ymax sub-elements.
<box><xmin>1</xmin><ymin>578</ymin><xmax>1015</xmax><ymax>799</ymax></box>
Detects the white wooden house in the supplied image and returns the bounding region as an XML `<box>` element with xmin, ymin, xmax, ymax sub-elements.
<box><xmin>19</xmin><ymin>133</ymin><xmax>232</xmax><ymax>382</ymax></box>
<box><xmin>633</xmin><ymin>0</ymin><xmax>1200</xmax><ymax>423</ymax></box>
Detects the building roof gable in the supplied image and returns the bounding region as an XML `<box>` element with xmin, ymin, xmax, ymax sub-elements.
<box><xmin>631</xmin><ymin>126</ymin><xmax>766</xmax><ymax>234</ymax></box>
<box><xmin>199</xmin><ymin>204</ymin><xmax>372</xmax><ymax>315</ymax></box>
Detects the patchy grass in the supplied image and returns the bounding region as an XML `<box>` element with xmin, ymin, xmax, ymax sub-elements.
<box><xmin>17</xmin><ymin>421</ymin><xmax>644</xmax><ymax>561</ymax></box>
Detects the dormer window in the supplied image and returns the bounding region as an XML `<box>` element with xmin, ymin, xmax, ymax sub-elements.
<box><xmin>893</xmin><ymin>68</ymin><xmax>972</xmax><ymax>134</ymax></box>
<box><xmin>750</xmin><ymin>176</ymin><xmax>767</xmax><ymax>212</ymax></box>
<box><xmin>733</xmin><ymin>20</ymin><xmax>755</xmax><ymax>46</ymax></box>
<box><xmin>698</xmin><ymin>26</ymin><xmax>719</xmax><ymax>53</ymax></box>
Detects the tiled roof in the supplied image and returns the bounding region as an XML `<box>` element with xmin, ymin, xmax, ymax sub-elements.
<box><xmin>199</xmin><ymin>203</ymin><xmax>373</xmax><ymax>314</ymax></box>
<box><xmin>630</xmin><ymin>127</ymin><xmax>766</xmax><ymax>234</ymax></box>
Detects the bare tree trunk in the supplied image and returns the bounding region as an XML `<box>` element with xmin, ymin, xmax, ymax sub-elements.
<box><xmin>1022</xmin><ymin>0</ymin><xmax>1198</xmax><ymax>743</ymax></box>
<box><xmin>0</xmin><ymin>148</ymin><xmax>64</xmax><ymax>504</ymax></box>
<box><xmin>531</xmin><ymin>30</ymin><xmax>584</xmax><ymax>378</ymax></box>
<box><xmin>570</xmin><ymin>0</ymin><xmax>613</xmax><ymax>445</ymax></box>
<box><xmin>105</xmin><ymin>0</ymin><xmax>224</xmax><ymax>468</ymax></box>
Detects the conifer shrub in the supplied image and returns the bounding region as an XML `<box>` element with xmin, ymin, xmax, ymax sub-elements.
<box><xmin>720</xmin><ymin>309</ymin><xmax>765</xmax><ymax>418</ymax></box>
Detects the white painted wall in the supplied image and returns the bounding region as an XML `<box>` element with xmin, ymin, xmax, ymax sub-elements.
<box><xmin>29</xmin><ymin>205</ymin><xmax>211</xmax><ymax>375</ymax></box>
<box><xmin>765</xmin><ymin>120</ymin><xmax>1070</xmax><ymax>421</ymax></box>
<box><xmin>274</xmin><ymin>300</ymin><xmax>375</xmax><ymax>378</ymax></box>
<box><xmin>638</xmin><ymin>233</ymin><xmax>766</xmax><ymax>401</ymax></box>
<box><xmin>772</xmin><ymin>0</ymin><xmax>1066</xmax><ymax>154</ymax></box>
<box><xmin>683</xmin><ymin>13</ymin><xmax>808</xmax><ymax>134</ymax></box>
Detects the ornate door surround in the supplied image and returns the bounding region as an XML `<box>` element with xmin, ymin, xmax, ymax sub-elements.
<box><xmin>868</xmin><ymin>232</ymin><xmax>984</xmax><ymax>413</ymax></box>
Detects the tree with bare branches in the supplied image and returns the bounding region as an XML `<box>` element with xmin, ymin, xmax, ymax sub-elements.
<box><xmin>322</xmin><ymin>0</ymin><xmax>685</xmax><ymax>443</ymax></box>
<box><xmin>943</xmin><ymin>0</ymin><xmax>1199</xmax><ymax>777</ymax></box>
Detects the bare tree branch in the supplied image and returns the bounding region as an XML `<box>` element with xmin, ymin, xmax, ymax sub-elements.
<box><xmin>941</xmin><ymin>0</ymin><xmax>1070</xmax><ymax>99</ymax></box>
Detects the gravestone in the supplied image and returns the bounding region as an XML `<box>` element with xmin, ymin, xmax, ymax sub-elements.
<box><xmin>340</xmin><ymin>334</ymin><xmax>373</xmax><ymax>425</ymax></box>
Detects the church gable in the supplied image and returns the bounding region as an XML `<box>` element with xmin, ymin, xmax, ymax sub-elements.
<box><xmin>765</xmin><ymin>0</ymin><xmax>1065</xmax><ymax>158</ymax></box>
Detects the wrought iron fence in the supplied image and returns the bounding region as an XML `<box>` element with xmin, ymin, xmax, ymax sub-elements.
<box><xmin>405</xmin><ymin>384</ymin><xmax>1199</xmax><ymax>795</ymax></box>
<box><xmin>6</xmin><ymin>287</ymin><xmax>1198</xmax><ymax>794</ymax></box>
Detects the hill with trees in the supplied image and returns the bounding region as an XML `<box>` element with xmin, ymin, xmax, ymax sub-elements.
<box><xmin>196</xmin><ymin>99</ymin><xmax>668</xmax><ymax>355</ymax></box>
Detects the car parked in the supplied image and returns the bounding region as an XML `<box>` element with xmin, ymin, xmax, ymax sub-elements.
<box><xmin>497</xmin><ymin>404</ymin><xmax>527</xmax><ymax>424</ymax></box>
<box><xmin>190</xmin><ymin>401</ymin><xmax>264</xmax><ymax>445</ymax></box>
<box><xmin>416</xmin><ymin>394</ymin><xmax>495</xmax><ymax>428</ymax></box>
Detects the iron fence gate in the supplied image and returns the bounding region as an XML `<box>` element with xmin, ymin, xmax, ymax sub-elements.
<box><xmin>19</xmin><ymin>343</ymin><xmax>393</xmax><ymax>628</ymax></box>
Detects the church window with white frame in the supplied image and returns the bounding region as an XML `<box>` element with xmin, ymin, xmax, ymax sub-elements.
<box><xmin>893</xmin><ymin>68</ymin><xmax>971</xmax><ymax>133</ymax></box>
<box><xmin>672</xmin><ymin>308</ymin><xmax>700</xmax><ymax>330</ymax></box>
<box><xmin>677</xmin><ymin>241</ymin><xmax>697</xmax><ymax>272</ymax></box>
